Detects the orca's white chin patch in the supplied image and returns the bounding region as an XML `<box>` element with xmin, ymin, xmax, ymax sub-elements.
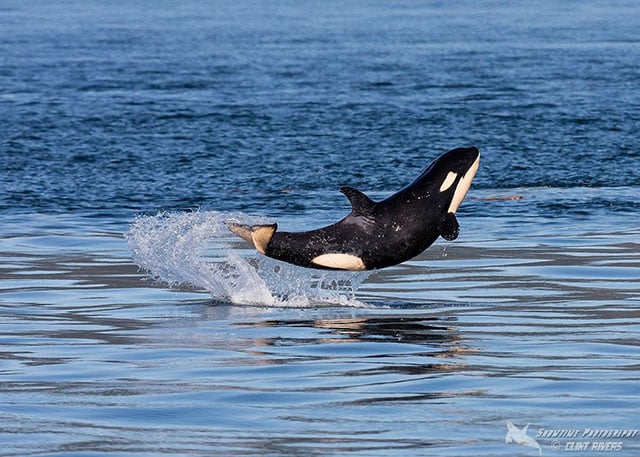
<box><xmin>311</xmin><ymin>253</ymin><xmax>366</xmax><ymax>271</ymax></box>
<box><xmin>448</xmin><ymin>154</ymin><xmax>480</xmax><ymax>214</ymax></box>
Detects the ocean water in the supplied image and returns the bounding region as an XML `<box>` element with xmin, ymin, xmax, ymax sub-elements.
<box><xmin>1</xmin><ymin>1</ymin><xmax>639</xmax><ymax>456</ymax></box>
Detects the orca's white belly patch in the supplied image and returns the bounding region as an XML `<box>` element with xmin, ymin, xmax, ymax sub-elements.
<box><xmin>311</xmin><ymin>253</ymin><xmax>366</xmax><ymax>271</ymax></box>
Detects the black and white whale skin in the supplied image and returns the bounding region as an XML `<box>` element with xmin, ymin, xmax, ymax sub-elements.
<box><xmin>227</xmin><ymin>146</ymin><xmax>480</xmax><ymax>271</ymax></box>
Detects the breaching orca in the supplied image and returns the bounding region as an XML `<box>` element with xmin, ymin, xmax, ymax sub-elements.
<box><xmin>227</xmin><ymin>146</ymin><xmax>480</xmax><ymax>271</ymax></box>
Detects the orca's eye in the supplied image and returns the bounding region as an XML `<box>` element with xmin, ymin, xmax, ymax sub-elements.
<box><xmin>439</xmin><ymin>172</ymin><xmax>458</xmax><ymax>192</ymax></box>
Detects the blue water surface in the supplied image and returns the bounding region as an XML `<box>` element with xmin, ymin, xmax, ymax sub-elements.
<box><xmin>1</xmin><ymin>1</ymin><xmax>639</xmax><ymax>456</ymax></box>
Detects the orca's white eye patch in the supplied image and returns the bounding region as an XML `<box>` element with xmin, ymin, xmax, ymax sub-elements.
<box><xmin>439</xmin><ymin>172</ymin><xmax>458</xmax><ymax>192</ymax></box>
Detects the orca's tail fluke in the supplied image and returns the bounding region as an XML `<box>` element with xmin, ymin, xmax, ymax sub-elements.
<box><xmin>226</xmin><ymin>222</ymin><xmax>277</xmax><ymax>254</ymax></box>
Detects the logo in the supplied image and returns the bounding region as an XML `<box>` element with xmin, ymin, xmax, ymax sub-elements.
<box><xmin>504</xmin><ymin>421</ymin><xmax>639</xmax><ymax>454</ymax></box>
<box><xmin>506</xmin><ymin>421</ymin><xmax>543</xmax><ymax>456</ymax></box>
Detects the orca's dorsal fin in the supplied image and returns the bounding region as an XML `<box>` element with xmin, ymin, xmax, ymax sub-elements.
<box><xmin>438</xmin><ymin>212</ymin><xmax>459</xmax><ymax>241</ymax></box>
<box><xmin>339</xmin><ymin>186</ymin><xmax>375</xmax><ymax>216</ymax></box>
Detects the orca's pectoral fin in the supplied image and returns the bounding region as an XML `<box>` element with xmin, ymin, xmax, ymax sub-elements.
<box><xmin>339</xmin><ymin>186</ymin><xmax>375</xmax><ymax>216</ymax></box>
<box><xmin>226</xmin><ymin>222</ymin><xmax>277</xmax><ymax>255</ymax></box>
<box><xmin>437</xmin><ymin>212</ymin><xmax>459</xmax><ymax>241</ymax></box>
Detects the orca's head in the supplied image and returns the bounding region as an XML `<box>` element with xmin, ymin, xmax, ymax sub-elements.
<box><xmin>414</xmin><ymin>146</ymin><xmax>480</xmax><ymax>214</ymax></box>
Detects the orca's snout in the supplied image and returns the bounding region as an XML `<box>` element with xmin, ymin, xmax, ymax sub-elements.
<box><xmin>442</xmin><ymin>146</ymin><xmax>480</xmax><ymax>172</ymax></box>
<box><xmin>459</xmin><ymin>146</ymin><xmax>479</xmax><ymax>161</ymax></box>
<box><xmin>443</xmin><ymin>146</ymin><xmax>478</xmax><ymax>159</ymax></box>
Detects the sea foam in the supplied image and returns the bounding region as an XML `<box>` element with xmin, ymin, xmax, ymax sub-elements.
<box><xmin>125</xmin><ymin>211</ymin><xmax>370</xmax><ymax>307</ymax></box>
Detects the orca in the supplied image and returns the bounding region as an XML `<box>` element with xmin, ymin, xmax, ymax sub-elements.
<box><xmin>227</xmin><ymin>146</ymin><xmax>480</xmax><ymax>271</ymax></box>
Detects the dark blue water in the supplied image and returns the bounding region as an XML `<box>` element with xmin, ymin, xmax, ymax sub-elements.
<box><xmin>1</xmin><ymin>1</ymin><xmax>639</xmax><ymax>456</ymax></box>
<box><xmin>2</xmin><ymin>0</ymin><xmax>639</xmax><ymax>215</ymax></box>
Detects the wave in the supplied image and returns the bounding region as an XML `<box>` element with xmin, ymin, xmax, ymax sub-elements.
<box><xmin>125</xmin><ymin>211</ymin><xmax>371</xmax><ymax>307</ymax></box>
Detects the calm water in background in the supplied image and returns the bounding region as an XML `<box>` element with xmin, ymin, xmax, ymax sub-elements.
<box><xmin>1</xmin><ymin>1</ymin><xmax>640</xmax><ymax>456</ymax></box>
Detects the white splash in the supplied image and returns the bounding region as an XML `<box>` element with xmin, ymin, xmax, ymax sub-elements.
<box><xmin>125</xmin><ymin>210</ymin><xmax>371</xmax><ymax>307</ymax></box>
